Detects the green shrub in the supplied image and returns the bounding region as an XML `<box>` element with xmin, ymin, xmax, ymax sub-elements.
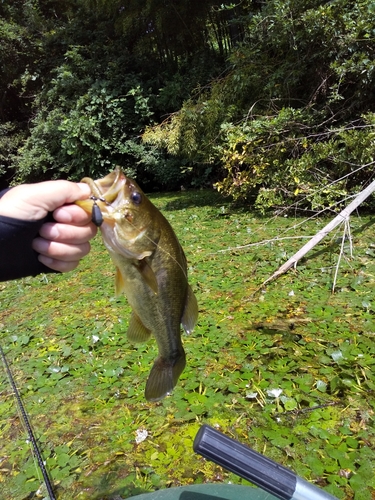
<box><xmin>215</xmin><ymin>110</ymin><xmax>375</xmax><ymax>212</ymax></box>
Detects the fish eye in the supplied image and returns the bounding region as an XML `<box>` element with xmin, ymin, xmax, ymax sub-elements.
<box><xmin>131</xmin><ymin>191</ymin><xmax>142</xmax><ymax>205</ymax></box>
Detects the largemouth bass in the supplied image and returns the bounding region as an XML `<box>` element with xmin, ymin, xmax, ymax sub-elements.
<box><xmin>77</xmin><ymin>168</ymin><xmax>198</xmax><ymax>401</ymax></box>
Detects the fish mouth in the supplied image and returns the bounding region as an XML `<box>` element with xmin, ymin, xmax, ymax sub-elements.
<box><xmin>76</xmin><ymin>167</ymin><xmax>128</xmax><ymax>224</ymax></box>
<box><xmin>91</xmin><ymin>168</ymin><xmax>126</xmax><ymax>203</ymax></box>
<box><xmin>76</xmin><ymin>167</ymin><xmax>153</xmax><ymax>259</ymax></box>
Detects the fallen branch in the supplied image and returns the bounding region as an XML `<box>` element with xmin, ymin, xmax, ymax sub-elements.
<box><xmin>213</xmin><ymin>235</ymin><xmax>313</xmax><ymax>254</ymax></box>
<box><xmin>259</xmin><ymin>178</ymin><xmax>375</xmax><ymax>289</ymax></box>
<box><xmin>332</xmin><ymin>218</ymin><xmax>353</xmax><ymax>292</ymax></box>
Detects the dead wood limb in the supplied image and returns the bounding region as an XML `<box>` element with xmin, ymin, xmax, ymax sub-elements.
<box><xmin>259</xmin><ymin>179</ymin><xmax>375</xmax><ymax>289</ymax></box>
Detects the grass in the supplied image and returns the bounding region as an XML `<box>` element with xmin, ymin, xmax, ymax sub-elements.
<box><xmin>0</xmin><ymin>188</ymin><xmax>375</xmax><ymax>500</ymax></box>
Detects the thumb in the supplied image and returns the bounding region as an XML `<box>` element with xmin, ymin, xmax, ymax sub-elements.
<box><xmin>0</xmin><ymin>181</ymin><xmax>92</xmax><ymax>221</ymax></box>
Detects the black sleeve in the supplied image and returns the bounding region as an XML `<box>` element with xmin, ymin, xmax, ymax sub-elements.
<box><xmin>0</xmin><ymin>214</ymin><xmax>58</xmax><ymax>282</ymax></box>
<box><xmin>0</xmin><ymin>188</ymin><xmax>57</xmax><ymax>282</ymax></box>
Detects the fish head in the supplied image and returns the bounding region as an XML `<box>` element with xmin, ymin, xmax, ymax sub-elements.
<box><xmin>77</xmin><ymin>167</ymin><xmax>160</xmax><ymax>259</ymax></box>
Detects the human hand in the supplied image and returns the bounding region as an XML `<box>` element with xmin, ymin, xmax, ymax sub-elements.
<box><xmin>0</xmin><ymin>181</ymin><xmax>97</xmax><ymax>272</ymax></box>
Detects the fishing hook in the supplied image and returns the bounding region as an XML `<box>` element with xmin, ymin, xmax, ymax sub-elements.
<box><xmin>89</xmin><ymin>195</ymin><xmax>109</xmax><ymax>227</ymax></box>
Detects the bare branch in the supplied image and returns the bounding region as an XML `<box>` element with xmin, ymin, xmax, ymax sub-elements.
<box><xmin>259</xmin><ymin>179</ymin><xmax>375</xmax><ymax>288</ymax></box>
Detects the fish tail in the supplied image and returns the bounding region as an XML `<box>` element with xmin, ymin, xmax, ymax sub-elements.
<box><xmin>145</xmin><ymin>351</ymin><xmax>186</xmax><ymax>402</ymax></box>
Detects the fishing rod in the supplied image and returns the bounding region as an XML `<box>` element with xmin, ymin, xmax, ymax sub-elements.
<box><xmin>194</xmin><ymin>424</ymin><xmax>338</xmax><ymax>500</ymax></box>
<box><xmin>0</xmin><ymin>345</ymin><xmax>56</xmax><ymax>500</ymax></box>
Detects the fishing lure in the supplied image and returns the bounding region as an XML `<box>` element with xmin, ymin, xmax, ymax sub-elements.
<box><xmin>90</xmin><ymin>197</ymin><xmax>104</xmax><ymax>227</ymax></box>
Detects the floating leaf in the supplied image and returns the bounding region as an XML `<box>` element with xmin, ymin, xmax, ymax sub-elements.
<box><xmin>331</xmin><ymin>350</ymin><xmax>343</xmax><ymax>362</ymax></box>
<box><xmin>316</xmin><ymin>380</ymin><xmax>327</xmax><ymax>392</ymax></box>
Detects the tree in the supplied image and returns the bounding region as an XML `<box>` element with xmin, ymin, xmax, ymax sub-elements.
<box><xmin>8</xmin><ymin>0</ymin><xmax>235</xmax><ymax>187</ymax></box>
<box><xmin>143</xmin><ymin>0</ymin><xmax>375</xmax><ymax>205</ymax></box>
<box><xmin>3</xmin><ymin>0</ymin><xmax>375</xmax><ymax>197</ymax></box>
<box><xmin>0</xmin><ymin>0</ymin><xmax>81</xmax><ymax>182</ymax></box>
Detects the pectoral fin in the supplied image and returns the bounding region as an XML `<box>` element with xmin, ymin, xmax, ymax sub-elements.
<box><xmin>133</xmin><ymin>259</ymin><xmax>158</xmax><ymax>294</ymax></box>
<box><xmin>181</xmin><ymin>284</ymin><xmax>198</xmax><ymax>334</ymax></box>
<box><xmin>127</xmin><ymin>313</ymin><xmax>152</xmax><ymax>342</ymax></box>
<box><xmin>115</xmin><ymin>267</ymin><xmax>126</xmax><ymax>296</ymax></box>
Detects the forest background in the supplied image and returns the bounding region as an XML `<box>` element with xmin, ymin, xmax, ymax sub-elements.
<box><xmin>1</xmin><ymin>0</ymin><xmax>375</xmax><ymax>213</ymax></box>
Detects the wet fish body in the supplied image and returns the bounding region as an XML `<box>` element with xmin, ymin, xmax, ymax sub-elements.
<box><xmin>77</xmin><ymin>168</ymin><xmax>198</xmax><ymax>401</ymax></box>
